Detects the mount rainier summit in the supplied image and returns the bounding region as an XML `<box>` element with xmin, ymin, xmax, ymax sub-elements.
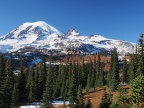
<box><xmin>0</xmin><ymin>21</ymin><xmax>135</xmax><ymax>55</ymax></box>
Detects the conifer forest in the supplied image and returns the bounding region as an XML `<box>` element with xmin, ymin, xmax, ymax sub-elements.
<box><xmin>0</xmin><ymin>35</ymin><xmax>144</xmax><ymax>108</ymax></box>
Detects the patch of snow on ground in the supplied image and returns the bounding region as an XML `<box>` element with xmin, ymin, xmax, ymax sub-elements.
<box><xmin>20</xmin><ymin>100</ymin><xmax>69</xmax><ymax>108</ymax></box>
<box><xmin>52</xmin><ymin>100</ymin><xmax>69</xmax><ymax>106</ymax></box>
<box><xmin>20</xmin><ymin>105</ymin><xmax>41</xmax><ymax>108</ymax></box>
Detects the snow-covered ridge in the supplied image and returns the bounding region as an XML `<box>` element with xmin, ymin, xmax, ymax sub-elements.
<box><xmin>0</xmin><ymin>21</ymin><xmax>136</xmax><ymax>55</ymax></box>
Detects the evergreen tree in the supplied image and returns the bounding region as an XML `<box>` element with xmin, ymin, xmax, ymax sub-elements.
<box><xmin>0</xmin><ymin>54</ymin><xmax>5</xmax><ymax>106</ymax></box>
<box><xmin>95</xmin><ymin>54</ymin><xmax>101</xmax><ymax>87</ymax></box>
<box><xmin>72</xmin><ymin>61</ymin><xmax>79</xmax><ymax>90</ymax></box>
<box><xmin>60</xmin><ymin>65</ymin><xmax>68</xmax><ymax>99</ymax></box>
<box><xmin>98</xmin><ymin>66</ymin><xmax>104</xmax><ymax>87</ymax></box>
<box><xmin>88</xmin><ymin>59</ymin><xmax>93</xmax><ymax>76</ymax></box>
<box><xmin>136</xmin><ymin>55</ymin><xmax>142</xmax><ymax>76</ymax></box>
<box><xmin>128</xmin><ymin>55</ymin><xmax>137</xmax><ymax>83</ymax></box>
<box><xmin>33</xmin><ymin>65</ymin><xmax>39</xmax><ymax>101</ymax></box>
<box><xmin>90</xmin><ymin>54</ymin><xmax>96</xmax><ymax>89</ymax></box>
<box><xmin>17</xmin><ymin>58</ymin><xmax>26</xmax><ymax>102</ymax></box>
<box><xmin>67</xmin><ymin>62</ymin><xmax>73</xmax><ymax>83</ymax></box>
<box><xmin>28</xmin><ymin>66</ymin><xmax>35</xmax><ymax>102</ymax></box>
<box><xmin>86</xmin><ymin>74</ymin><xmax>91</xmax><ymax>91</ymax></box>
<box><xmin>138</xmin><ymin>55</ymin><xmax>144</xmax><ymax>75</ymax></box>
<box><xmin>0</xmin><ymin>54</ymin><xmax>5</xmax><ymax>86</ymax></box>
<box><xmin>95</xmin><ymin>54</ymin><xmax>104</xmax><ymax>87</ymax></box>
<box><xmin>136</xmin><ymin>34</ymin><xmax>144</xmax><ymax>75</ymax></box>
<box><xmin>37</xmin><ymin>64</ymin><xmax>44</xmax><ymax>100</ymax></box>
<box><xmin>25</xmin><ymin>68</ymin><xmax>31</xmax><ymax>99</ymax></box>
<box><xmin>68</xmin><ymin>72</ymin><xmax>77</xmax><ymax>108</ymax></box>
<box><xmin>108</xmin><ymin>48</ymin><xmax>120</xmax><ymax>91</ymax></box>
<box><xmin>107</xmin><ymin>52</ymin><xmax>114</xmax><ymax>88</ymax></box>
<box><xmin>115</xmin><ymin>87</ymin><xmax>132</xmax><ymax>108</ymax></box>
<box><xmin>52</xmin><ymin>65</ymin><xmax>62</xmax><ymax>98</ymax></box>
<box><xmin>81</xmin><ymin>56</ymin><xmax>87</xmax><ymax>88</ymax></box>
<box><xmin>77</xmin><ymin>85</ymin><xmax>84</xmax><ymax>108</ymax></box>
<box><xmin>40</xmin><ymin>54</ymin><xmax>47</xmax><ymax>92</ymax></box>
<box><xmin>138</xmin><ymin>33</ymin><xmax>144</xmax><ymax>54</ymax></box>
<box><xmin>11</xmin><ymin>84</ymin><xmax>18</xmax><ymax>108</ymax></box>
<box><xmin>121</xmin><ymin>58</ymin><xmax>128</xmax><ymax>83</ymax></box>
<box><xmin>42</xmin><ymin>63</ymin><xmax>53</xmax><ymax>108</ymax></box>
<box><xmin>0</xmin><ymin>56</ymin><xmax>14</xmax><ymax>108</ymax></box>
<box><xmin>77</xmin><ymin>60</ymin><xmax>82</xmax><ymax>87</ymax></box>
<box><xmin>111</xmin><ymin>48</ymin><xmax>120</xmax><ymax>91</ymax></box>
<box><xmin>87</xmin><ymin>59</ymin><xmax>94</xmax><ymax>89</ymax></box>
<box><xmin>130</xmin><ymin>75</ymin><xmax>144</xmax><ymax>108</ymax></box>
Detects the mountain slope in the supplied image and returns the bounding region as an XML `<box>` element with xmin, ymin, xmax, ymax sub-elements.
<box><xmin>0</xmin><ymin>21</ymin><xmax>135</xmax><ymax>55</ymax></box>
<box><xmin>0</xmin><ymin>21</ymin><xmax>62</xmax><ymax>53</ymax></box>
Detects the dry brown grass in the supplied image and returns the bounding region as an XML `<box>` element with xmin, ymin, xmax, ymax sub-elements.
<box><xmin>54</xmin><ymin>86</ymin><xmax>130</xmax><ymax>108</ymax></box>
<box><xmin>57</xmin><ymin>55</ymin><xmax>111</xmax><ymax>72</ymax></box>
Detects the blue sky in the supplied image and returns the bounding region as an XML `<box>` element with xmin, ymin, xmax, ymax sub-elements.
<box><xmin>0</xmin><ymin>0</ymin><xmax>144</xmax><ymax>43</ymax></box>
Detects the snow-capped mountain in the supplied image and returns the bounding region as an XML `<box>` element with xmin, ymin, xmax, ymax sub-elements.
<box><xmin>0</xmin><ymin>21</ymin><xmax>135</xmax><ymax>55</ymax></box>
<box><xmin>0</xmin><ymin>21</ymin><xmax>62</xmax><ymax>53</ymax></box>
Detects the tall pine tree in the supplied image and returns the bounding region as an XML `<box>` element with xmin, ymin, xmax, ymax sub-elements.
<box><xmin>0</xmin><ymin>54</ymin><xmax>5</xmax><ymax>107</ymax></box>
<box><xmin>130</xmin><ymin>75</ymin><xmax>144</xmax><ymax>108</ymax></box>
<box><xmin>0</xmin><ymin>55</ymin><xmax>14</xmax><ymax>108</ymax></box>
<box><xmin>17</xmin><ymin>57</ymin><xmax>26</xmax><ymax>102</ymax></box>
<box><xmin>107</xmin><ymin>48</ymin><xmax>120</xmax><ymax>91</ymax></box>
<box><xmin>77</xmin><ymin>85</ymin><xmax>84</xmax><ymax>108</ymax></box>
<box><xmin>42</xmin><ymin>61</ymin><xmax>53</xmax><ymax>108</ymax></box>
<box><xmin>128</xmin><ymin>54</ymin><xmax>137</xmax><ymax>83</ymax></box>
<box><xmin>95</xmin><ymin>54</ymin><xmax>104</xmax><ymax>87</ymax></box>
<box><xmin>11</xmin><ymin>83</ymin><xmax>18</xmax><ymax>108</ymax></box>
<box><xmin>68</xmin><ymin>71</ymin><xmax>77</xmax><ymax>108</ymax></box>
<box><xmin>122</xmin><ymin>58</ymin><xmax>128</xmax><ymax>83</ymax></box>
